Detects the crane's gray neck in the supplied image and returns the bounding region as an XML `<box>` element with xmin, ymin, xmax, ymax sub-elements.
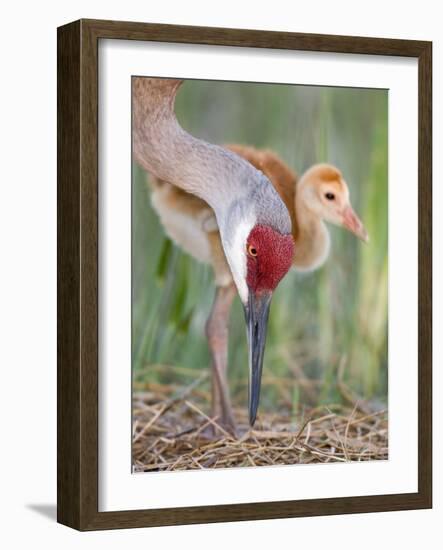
<box><xmin>132</xmin><ymin>77</ymin><xmax>291</xmax><ymax>237</ymax></box>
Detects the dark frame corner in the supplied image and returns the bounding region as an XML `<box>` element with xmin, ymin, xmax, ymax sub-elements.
<box><xmin>57</xmin><ymin>19</ymin><xmax>432</xmax><ymax>531</ymax></box>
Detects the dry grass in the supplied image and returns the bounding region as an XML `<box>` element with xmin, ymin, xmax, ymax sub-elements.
<box><xmin>132</xmin><ymin>373</ymin><xmax>388</xmax><ymax>472</ymax></box>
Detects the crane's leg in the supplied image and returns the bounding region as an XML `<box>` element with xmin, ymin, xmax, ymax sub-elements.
<box><xmin>205</xmin><ymin>284</ymin><xmax>237</xmax><ymax>435</ymax></box>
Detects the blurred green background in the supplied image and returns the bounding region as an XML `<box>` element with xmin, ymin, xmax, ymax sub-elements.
<box><xmin>132</xmin><ymin>80</ymin><xmax>388</xmax><ymax>413</ymax></box>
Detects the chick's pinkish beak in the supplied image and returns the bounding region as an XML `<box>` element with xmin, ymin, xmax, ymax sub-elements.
<box><xmin>342</xmin><ymin>205</ymin><xmax>369</xmax><ymax>243</ymax></box>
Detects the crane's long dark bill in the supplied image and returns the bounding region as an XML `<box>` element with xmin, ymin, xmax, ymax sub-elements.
<box><xmin>244</xmin><ymin>290</ymin><xmax>272</xmax><ymax>427</ymax></box>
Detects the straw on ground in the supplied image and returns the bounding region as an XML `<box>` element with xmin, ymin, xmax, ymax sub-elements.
<box><xmin>132</xmin><ymin>375</ymin><xmax>388</xmax><ymax>472</ymax></box>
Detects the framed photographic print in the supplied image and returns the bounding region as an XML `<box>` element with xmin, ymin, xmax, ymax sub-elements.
<box><xmin>57</xmin><ymin>19</ymin><xmax>432</xmax><ymax>530</ymax></box>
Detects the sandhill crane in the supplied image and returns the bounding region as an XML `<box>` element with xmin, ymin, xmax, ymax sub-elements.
<box><xmin>133</xmin><ymin>78</ymin><xmax>295</xmax><ymax>429</ymax></box>
<box><xmin>148</xmin><ymin>143</ymin><xmax>368</xmax><ymax>432</ymax></box>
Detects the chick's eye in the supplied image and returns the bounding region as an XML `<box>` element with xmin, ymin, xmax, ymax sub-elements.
<box><xmin>325</xmin><ymin>192</ymin><xmax>335</xmax><ymax>201</ymax></box>
<box><xmin>247</xmin><ymin>244</ymin><xmax>258</xmax><ymax>257</ymax></box>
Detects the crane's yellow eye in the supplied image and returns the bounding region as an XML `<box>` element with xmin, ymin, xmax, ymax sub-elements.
<box><xmin>247</xmin><ymin>244</ymin><xmax>258</xmax><ymax>257</ymax></box>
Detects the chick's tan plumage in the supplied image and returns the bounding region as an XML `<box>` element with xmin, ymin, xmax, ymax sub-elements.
<box><xmin>148</xmin><ymin>144</ymin><xmax>369</xmax><ymax>284</ymax></box>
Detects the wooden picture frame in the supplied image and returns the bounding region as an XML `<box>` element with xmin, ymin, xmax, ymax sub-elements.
<box><xmin>57</xmin><ymin>18</ymin><xmax>432</xmax><ymax>530</ymax></box>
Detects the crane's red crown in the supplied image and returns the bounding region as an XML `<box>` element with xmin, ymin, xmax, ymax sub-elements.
<box><xmin>246</xmin><ymin>225</ymin><xmax>294</xmax><ymax>293</ymax></box>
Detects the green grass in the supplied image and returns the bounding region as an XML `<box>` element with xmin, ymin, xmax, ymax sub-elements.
<box><xmin>132</xmin><ymin>80</ymin><xmax>388</xmax><ymax>411</ymax></box>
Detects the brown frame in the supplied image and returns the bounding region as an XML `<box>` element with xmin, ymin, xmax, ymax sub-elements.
<box><xmin>57</xmin><ymin>18</ymin><xmax>432</xmax><ymax>530</ymax></box>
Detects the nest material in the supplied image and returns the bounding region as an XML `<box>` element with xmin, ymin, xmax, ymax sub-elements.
<box><xmin>132</xmin><ymin>373</ymin><xmax>388</xmax><ymax>472</ymax></box>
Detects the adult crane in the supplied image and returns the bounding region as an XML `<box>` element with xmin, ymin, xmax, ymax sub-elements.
<box><xmin>133</xmin><ymin>78</ymin><xmax>295</xmax><ymax>429</ymax></box>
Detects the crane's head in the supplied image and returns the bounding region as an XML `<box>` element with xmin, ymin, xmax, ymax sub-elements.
<box><xmin>299</xmin><ymin>164</ymin><xmax>368</xmax><ymax>242</ymax></box>
<box><xmin>243</xmin><ymin>225</ymin><xmax>294</xmax><ymax>425</ymax></box>
<box><xmin>219</xmin><ymin>176</ymin><xmax>294</xmax><ymax>426</ymax></box>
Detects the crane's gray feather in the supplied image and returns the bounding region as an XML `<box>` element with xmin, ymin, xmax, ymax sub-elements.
<box><xmin>133</xmin><ymin>77</ymin><xmax>292</xmax><ymax>238</ymax></box>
